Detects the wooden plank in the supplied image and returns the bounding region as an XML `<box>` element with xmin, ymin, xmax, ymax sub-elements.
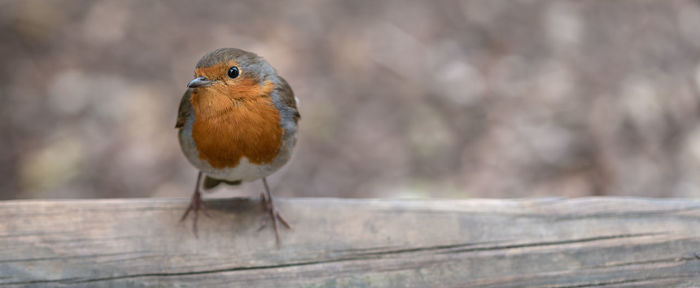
<box><xmin>1</xmin><ymin>197</ymin><xmax>700</xmax><ymax>287</ymax></box>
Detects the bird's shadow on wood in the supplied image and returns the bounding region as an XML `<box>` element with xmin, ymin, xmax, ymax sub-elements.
<box><xmin>187</xmin><ymin>197</ymin><xmax>272</xmax><ymax>235</ymax></box>
<box><xmin>204</xmin><ymin>197</ymin><xmax>261</xmax><ymax>213</ymax></box>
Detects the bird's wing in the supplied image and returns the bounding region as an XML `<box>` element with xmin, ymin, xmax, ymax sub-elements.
<box><xmin>175</xmin><ymin>89</ymin><xmax>193</xmax><ymax>129</ymax></box>
<box><xmin>276</xmin><ymin>76</ymin><xmax>300</xmax><ymax>122</ymax></box>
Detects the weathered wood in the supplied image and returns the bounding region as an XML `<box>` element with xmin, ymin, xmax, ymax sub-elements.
<box><xmin>1</xmin><ymin>197</ymin><xmax>700</xmax><ymax>287</ymax></box>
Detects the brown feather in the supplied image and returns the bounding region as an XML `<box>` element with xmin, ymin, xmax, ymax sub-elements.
<box><xmin>190</xmin><ymin>79</ymin><xmax>282</xmax><ymax>168</ymax></box>
<box><xmin>276</xmin><ymin>76</ymin><xmax>300</xmax><ymax>122</ymax></box>
<box><xmin>175</xmin><ymin>90</ymin><xmax>192</xmax><ymax>129</ymax></box>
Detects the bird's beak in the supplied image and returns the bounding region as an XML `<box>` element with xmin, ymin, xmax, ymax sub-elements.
<box><xmin>187</xmin><ymin>76</ymin><xmax>212</xmax><ymax>88</ymax></box>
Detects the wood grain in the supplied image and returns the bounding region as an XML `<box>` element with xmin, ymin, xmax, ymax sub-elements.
<box><xmin>1</xmin><ymin>197</ymin><xmax>700</xmax><ymax>287</ymax></box>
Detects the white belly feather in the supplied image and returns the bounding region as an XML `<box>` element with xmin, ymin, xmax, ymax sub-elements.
<box><xmin>178</xmin><ymin>116</ymin><xmax>294</xmax><ymax>182</ymax></box>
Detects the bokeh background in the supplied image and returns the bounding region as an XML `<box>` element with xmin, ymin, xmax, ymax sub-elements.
<box><xmin>2</xmin><ymin>0</ymin><xmax>700</xmax><ymax>200</ymax></box>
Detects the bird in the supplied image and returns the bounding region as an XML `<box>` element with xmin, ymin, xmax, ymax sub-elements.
<box><xmin>175</xmin><ymin>48</ymin><xmax>300</xmax><ymax>243</ymax></box>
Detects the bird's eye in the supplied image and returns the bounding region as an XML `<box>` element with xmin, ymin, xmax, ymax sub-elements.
<box><xmin>227</xmin><ymin>66</ymin><xmax>240</xmax><ymax>79</ymax></box>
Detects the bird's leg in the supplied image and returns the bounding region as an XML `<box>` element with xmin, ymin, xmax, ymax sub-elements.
<box><xmin>260</xmin><ymin>177</ymin><xmax>291</xmax><ymax>245</ymax></box>
<box><xmin>180</xmin><ymin>171</ymin><xmax>210</xmax><ymax>237</ymax></box>
<box><xmin>258</xmin><ymin>192</ymin><xmax>268</xmax><ymax>231</ymax></box>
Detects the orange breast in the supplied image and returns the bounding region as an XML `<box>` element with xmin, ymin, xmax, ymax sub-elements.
<box><xmin>190</xmin><ymin>81</ymin><xmax>282</xmax><ymax>169</ymax></box>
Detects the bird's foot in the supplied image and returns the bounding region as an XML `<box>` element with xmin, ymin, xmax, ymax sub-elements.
<box><xmin>180</xmin><ymin>189</ymin><xmax>210</xmax><ymax>237</ymax></box>
<box><xmin>258</xmin><ymin>192</ymin><xmax>292</xmax><ymax>245</ymax></box>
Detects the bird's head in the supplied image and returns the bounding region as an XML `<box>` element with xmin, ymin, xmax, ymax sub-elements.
<box><xmin>187</xmin><ymin>48</ymin><xmax>278</xmax><ymax>101</ymax></box>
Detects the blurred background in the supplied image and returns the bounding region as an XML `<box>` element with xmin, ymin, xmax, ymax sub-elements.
<box><xmin>1</xmin><ymin>0</ymin><xmax>700</xmax><ymax>200</ymax></box>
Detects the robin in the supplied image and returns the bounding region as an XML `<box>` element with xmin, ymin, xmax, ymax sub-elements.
<box><xmin>175</xmin><ymin>48</ymin><xmax>300</xmax><ymax>243</ymax></box>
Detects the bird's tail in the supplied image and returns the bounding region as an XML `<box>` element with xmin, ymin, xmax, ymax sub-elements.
<box><xmin>203</xmin><ymin>176</ymin><xmax>242</xmax><ymax>190</ymax></box>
